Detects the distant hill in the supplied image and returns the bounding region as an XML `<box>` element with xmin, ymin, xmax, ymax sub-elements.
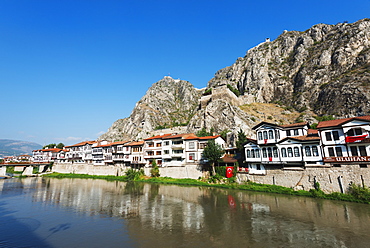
<box><xmin>0</xmin><ymin>139</ymin><xmax>42</xmax><ymax>157</ymax></box>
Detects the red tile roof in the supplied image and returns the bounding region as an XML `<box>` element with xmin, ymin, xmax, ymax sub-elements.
<box><xmin>108</xmin><ymin>141</ymin><xmax>131</xmax><ymax>146</ymax></box>
<box><xmin>144</xmin><ymin>134</ymin><xmax>172</xmax><ymax>141</ymax></box>
<box><xmin>34</xmin><ymin>148</ymin><xmax>64</xmax><ymax>152</ymax></box>
<box><xmin>165</xmin><ymin>133</ymin><xmax>195</xmax><ymax>139</ymax></box>
<box><xmin>317</xmin><ymin>116</ymin><xmax>370</xmax><ymax>129</ymax></box>
<box><xmin>198</xmin><ymin>135</ymin><xmax>221</xmax><ymax>140</ymax></box>
<box><xmin>124</xmin><ymin>141</ymin><xmax>145</xmax><ymax>146</ymax></box>
<box><xmin>221</xmin><ymin>154</ymin><xmax>237</xmax><ymax>163</ymax></box>
<box><xmin>65</xmin><ymin>141</ymin><xmax>97</xmax><ymax>148</ymax></box>
<box><xmin>307</xmin><ymin>129</ymin><xmax>318</xmax><ymax>135</ymax></box>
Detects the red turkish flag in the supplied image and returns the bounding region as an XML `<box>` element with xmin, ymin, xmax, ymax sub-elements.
<box><xmin>345</xmin><ymin>134</ymin><xmax>368</xmax><ymax>143</ymax></box>
<box><xmin>226</xmin><ymin>166</ymin><xmax>233</xmax><ymax>178</ymax></box>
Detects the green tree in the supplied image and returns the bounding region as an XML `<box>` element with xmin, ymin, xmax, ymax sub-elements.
<box><xmin>236</xmin><ymin>129</ymin><xmax>247</xmax><ymax>151</ymax></box>
<box><xmin>235</xmin><ymin>129</ymin><xmax>248</xmax><ymax>164</ymax></box>
<box><xmin>43</xmin><ymin>143</ymin><xmax>56</xmax><ymax>149</ymax></box>
<box><xmin>197</xmin><ymin>127</ymin><xmax>212</xmax><ymax>137</ymax></box>
<box><xmin>220</xmin><ymin>129</ymin><xmax>230</xmax><ymax>141</ymax></box>
<box><xmin>150</xmin><ymin>159</ymin><xmax>160</xmax><ymax>177</ymax></box>
<box><xmin>56</xmin><ymin>143</ymin><xmax>65</xmax><ymax>149</ymax></box>
<box><xmin>202</xmin><ymin>139</ymin><xmax>224</xmax><ymax>175</ymax></box>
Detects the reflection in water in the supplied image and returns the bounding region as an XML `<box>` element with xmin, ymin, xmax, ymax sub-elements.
<box><xmin>1</xmin><ymin>177</ymin><xmax>370</xmax><ymax>247</ymax></box>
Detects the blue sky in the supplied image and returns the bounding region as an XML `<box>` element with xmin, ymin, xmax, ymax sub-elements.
<box><xmin>1</xmin><ymin>0</ymin><xmax>369</xmax><ymax>146</ymax></box>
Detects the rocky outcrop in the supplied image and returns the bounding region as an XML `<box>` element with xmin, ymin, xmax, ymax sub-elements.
<box><xmin>101</xmin><ymin>19</ymin><xmax>370</xmax><ymax>143</ymax></box>
<box><xmin>207</xmin><ymin>18</ymin><xmax>370</xmax><ymax>116</ymax></box>
<box><xmin>100</xmin><ymin>76</ymin><xmax>202</xmax><ymax>141</ymax></box>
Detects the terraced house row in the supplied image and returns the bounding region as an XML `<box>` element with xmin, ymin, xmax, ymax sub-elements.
<box><xmin>32</xmin><ymin>134</ymin><xmax>226</xmax><ymax>168</ymax></box>
<box><xmin>30</xmin><ymin>115</ymin><xmax>370</xmax><ymax>175</ymax></box>
<box><xmin>244</xmin><ymin>116</ymin><xmax>370</xmax><ymax>175</ymax></box>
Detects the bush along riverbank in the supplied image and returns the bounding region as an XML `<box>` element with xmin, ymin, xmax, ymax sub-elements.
<box><xmin>42</xmin><ymin>171</ymin><xmax>370</xmax><ymax>204</ymax></box>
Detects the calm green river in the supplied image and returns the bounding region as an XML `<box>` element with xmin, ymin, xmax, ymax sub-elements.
<box><xmin>0</xmin><ymin>177</ymin><xmax>370</xmax><ymax>248</ymax></box>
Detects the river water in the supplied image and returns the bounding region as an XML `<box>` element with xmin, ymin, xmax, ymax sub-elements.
<box><xmin>0</xmin><ymin>178</ymin><xmax>369</xmax><ymax>248</ymax></box>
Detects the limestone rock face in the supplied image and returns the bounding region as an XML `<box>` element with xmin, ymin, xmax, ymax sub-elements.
<box><xmin>100</xmin><ymin>19</ymin><xmax>370</xmax><ymax>143</ymax></box>
<box><xmin>100</xmin><ymin>76</ymin><xmax>202</xmax><ymax>141</ymax></box>
<box><xmin>187</xmin><ymin>99</ymin><xmax>254</xmax><ymax>141</ymax></box>
<box><xmin>207</xmin><ymin>19</ymin><xmax>370</xmax><ymax>116</ymax></box>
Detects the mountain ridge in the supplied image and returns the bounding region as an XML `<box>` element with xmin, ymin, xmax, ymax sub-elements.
<box><xmin>100</xmin><ymin>19</ymin><xmax>370</xmax><ymax>143</ymax></box>
<box><xmin>0</xmin><ymin>139</ymin><xmax>42</xmax><ymax>157</ymax></box>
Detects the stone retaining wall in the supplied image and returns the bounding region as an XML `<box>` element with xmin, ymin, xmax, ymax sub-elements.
<box><xmin>53</xmin><ymin>163</ymin><xmax>370</xmax><ymax>193</ymax></box>
<box><xmin>53</xmin><ymin>163</ymin><xmax>127</xmax><ymax>176</ymax></box>
<box><xmin>53</xmin><ymin>163</ymin><xmax>204</xmax><ymax>179</ymax></box>
<box><xmin>238</xmin><ymin>164</ymin><xmax>370</xmax><ymax>193</ymax></box>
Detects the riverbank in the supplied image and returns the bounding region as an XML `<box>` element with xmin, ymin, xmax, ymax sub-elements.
<box><xmin>42</xmin><ymin>173</ymin><xmax>370</xmax><ymax>204</ymax></box>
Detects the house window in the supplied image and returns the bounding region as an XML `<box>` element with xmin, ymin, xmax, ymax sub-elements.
<box><xmin>328</xmin><ymin>147</ymin><xmax>335</xmax><ymax>157</ymax></box>
<box><xmin>347</xmin><ymin>128</ymin><xmax>362</xmax><ymax>136</ymax></box>
<box><xmin>293</xmin><ymin>129</ymin><xmax>299</xmax><ymax>135</ymax></box>
<box><xmin>255</xmin><ymin>149</ymin><xmax>260</xmax><ymax>158</ymax></box>
<box><xmin>189</xmin><ymin>142</ymin><xmax>195</xmax><ymax>149</ymax></box>
<box><xmin>262</xmin><ymin>148</ymin><xmax>267</xmax><ymax>158</ymax></box>
<box><xmin>335</xmin><ymin>147</ymin><xmax>343</xmax><ymax>157</ymax></box>
<box><xmin>350</xmin><ymin>146</ymin><xmax>358</xmax><ymax>156</ymax></box>
<box><xmin>199</xmin><ymin>143</ymin><xmax>206</xmax><ymax>149</ymax></box>
<box><xmin>156</xmin><ymin>143</ymin><xmax>162</xmax><ymax>147</ymax></box>
<box><xmin>267</xmin><ymin>148</ymin><xmax>273</xmax><ymax>158</ymax></box>
<box><xmin>251</xmin><ymin>150</ymin><xmax>255</xmax><ymax>158</ymax></box>
<box><xmin>163</xmin><ymin>141</ymin><xmax>170</xmax><ymax>146</ymax></box>
<box><xmin>275</xmin><ymin>130</ymin><xmax>280</xmax><ymax>139</ymax></box>
<box><xmin>247</xmin><ymin>150</ymin><xmax>251</xmax><ymax>158</ymax></box>
<box><xmin>273</xmin><ymin>147</ymin><xmax>278</xmax><ymax>158</ymax></box>
<box><xmin>332</xmin><ymin>131</ymin><xmax>340</xmax><ymax>141</ymax></box>
<box><xmin>156</xmin><ymin>151</ymin><xmax>161</xmax><ymax>155</ymax></box>
<box><xmin>258</xmin><ymin>132</ymin><xmax>263</xmax><ymax>140</ymax></box>
<box><xmin>325</xmin><ymin>132</ymin><xmax>332</xmax><ymax>141</ymax></box>
<box><xmin>256</xmin><ymin>164</ymin><xmax>261</xmax><ymax>170</ymax></box>
<box><xmin>294</xmin><ymin>147</ymin><xmax>300</xmax><ymax>157</ymax></box>
<box><xmin>359</xmin><ymin>146</ymin><xmax>367</xmax><ymax>156</ymax></box>
<box><xmin>189</xmin><ymin>153</ymin><xmax>195</xmax><ymax>160</ymax></box>
<box><xmin>312</xmin><ymin>146</ymin><xmax>319</xmax><ymax>156</ymax></box>
<box><xmin>286</xmin><ymin>130</ymin><xmax>291</xmax><ymax>136</ymax></box>
<box><xmin>287</xmin><ymin>147</ymin><xmax>293</xmax><ymax>157</ymax></box>
<box><xmin>305</xmin><ymin>146</ymin><xmax>312</xmax><ymax>156</ymax></box>
<box><xmin>268</xmin><ymin>130</ymin><xmax>274</xmax><ymax>139</ymax></box>
<box><xmin>164</xmin><ymin>150</ymin><xmax>169</xmax><ymax>154</ymax></box>
<box><xmin>281</xmin><ymin>148</ymin><xmax>287</xmax><ymax>157</ymax></box>
<box><xmin>263</xmin><ymin>131</ymin><xmax>268</xmax><ymax>139</ymax></box>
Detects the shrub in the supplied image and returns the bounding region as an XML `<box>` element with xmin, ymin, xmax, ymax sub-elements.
<box><xmin>203</xmin><ymin>88</ymin><xmax>212</xmax><ymax>95</ymax></box>
<box><xmin>150</xmin><ymin>160</ymin><xmax>160</xmax><ymax>177</ymax></box>
<box><xmin>227</xmin><ymin>84</ymin><xmax>241</xmax><ymax>97</ymax></box>
<box><xmin>348</xmin><ymin>184</ymin><xmax>370</xmax><ymax>202</ymax></box>
<box><xmin>315</xmin><ymin>115</ymin><xmax>335</xmax><ymax>122</ymax></box>
<box><xmin>125</xmin><ymin>168</ymin><xmax>144</xmax><ymax>180</ymax></box>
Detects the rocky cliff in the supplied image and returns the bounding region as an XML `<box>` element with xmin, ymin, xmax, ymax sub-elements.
<box><xmin>101</xmin><ymin>19</ymin><xmax>370</xmax><ymax>142</ymax></box>
<box><xmin>100</xmin><ymin>76</ymin><xmax>202</xmax><ymax>141</ymax></box>
<box><xmin>208</xmin><ymin>18</ymin><xmax>370</xmax><ymax>116</ymax></box>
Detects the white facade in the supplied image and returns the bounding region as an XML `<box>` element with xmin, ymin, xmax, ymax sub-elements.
<box><xmin>245</xmin><ymin>122</ymin><xmax>323</xmax><ymax>174</ymax></box>
<box><xmin>318</xmin><ymin>116</ymin><xmax>370</xmax><ymax>165</ymax></box>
